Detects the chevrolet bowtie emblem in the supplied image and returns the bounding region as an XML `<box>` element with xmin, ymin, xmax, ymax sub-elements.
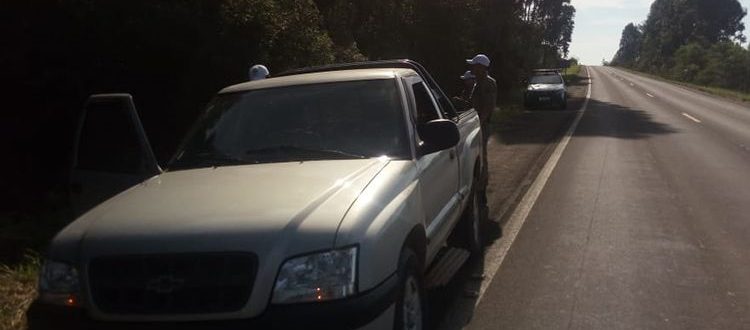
<box><xmin>146</xmin><ymin>275</ymin><xmax>185</xmax><ymax>294</ymax></box>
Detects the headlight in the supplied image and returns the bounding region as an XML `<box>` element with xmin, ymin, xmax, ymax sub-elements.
<box><xmin>38</xmin><ymin>260</ymin><xmax>80</xmax><ymax>306</ymax></box>
<box><xmin>272</xmin><ymin>246</ymin><xmax>357</xmax><ymax>304</ymax></box>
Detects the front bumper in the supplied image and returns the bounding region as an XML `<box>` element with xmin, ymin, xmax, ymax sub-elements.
<box><xmin>524</xmin><ymin>90</ymin><xmax>566</xmax><ymax>106</ymax></box>
<box><xmin>27</xmin><ymin>273</ymin><xmax>399</xmax><ymax>330</ymax></box>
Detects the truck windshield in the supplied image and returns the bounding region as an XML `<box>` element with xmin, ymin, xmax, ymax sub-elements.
<box><xmin>530</xmin><ymin>75</ymin><xmax>563</xmax><ymax>84</ymax></box>
<box><xmin>169</xmin><ymin>79</ymin><xmax>409</xmax><ymax>170</ymax></box>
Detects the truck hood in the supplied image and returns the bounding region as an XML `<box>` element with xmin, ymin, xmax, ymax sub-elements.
<box><xmin>527</xmin><ymin>83</ymin><xmax>565</xmax><ymax>92</ymax></box>
<box><xmin>50</xmin><ymin>158</ymin><xmax>390</xmax><ymax>261</ymax></box>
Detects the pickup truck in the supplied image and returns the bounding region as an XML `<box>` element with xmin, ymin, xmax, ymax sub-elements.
<box><xmin>29</xmin><ymin>60</ymin><xmax>485</xmax><ymax>330</ymax></box>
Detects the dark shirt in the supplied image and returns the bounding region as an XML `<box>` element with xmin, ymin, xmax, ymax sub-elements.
<box><xmin>471</xmin><ymin>75</ymin><xmax>497</xmax><ymax>125</ymax></box>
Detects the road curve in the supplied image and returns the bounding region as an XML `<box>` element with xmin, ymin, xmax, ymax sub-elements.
<box><xmin>466</xmin><ymin>66</ymin><xmax>750</xmax><ymax>329</ymax></box>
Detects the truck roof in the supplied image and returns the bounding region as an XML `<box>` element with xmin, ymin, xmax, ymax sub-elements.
<box><xmin>220</xmin><ymin>68</ymin><xmax>416</xmax><ymax>94</ymax></box>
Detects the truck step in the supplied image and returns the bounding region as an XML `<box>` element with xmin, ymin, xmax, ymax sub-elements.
<box><xmin>424</xmin><ymin>247</ymin><xmax>470</xmax><ymax>288</ymax></box>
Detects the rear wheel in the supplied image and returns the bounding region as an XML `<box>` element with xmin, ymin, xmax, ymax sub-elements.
<box><xmin>394</xmin><ymin>248</ymin><xmax>424</xmax><ymax>330</ymax></box>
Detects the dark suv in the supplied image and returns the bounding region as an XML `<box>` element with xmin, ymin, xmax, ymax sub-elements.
<box><xmin>524</xmin><ymin>69</ymin><xmax>567</xmax><ymax>110</ymax></box>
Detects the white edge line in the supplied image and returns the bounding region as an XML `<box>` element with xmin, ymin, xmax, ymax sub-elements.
<box><xmin>474</xmin><ymin>66</ymin><xmax>593</xmax><ymax>305</ymax></box>
<box><xmin>646</xmin><ymin>93</ymin><xmax>655</xmax><ymax>98</ymax></box>
<box><xmin>682</xmin><ymin>112</ymin><xmax>702</xmax><ymax>123</ymax></box>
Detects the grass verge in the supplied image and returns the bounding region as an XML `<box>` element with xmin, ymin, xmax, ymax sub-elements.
<box><xmin>0</xmin><ymin>195</ymin><xmax>70</xmax><ymax>330</ymax></box>
<box><xmin>614</xmin><ymin>66</ymin><xmax>750</xmax><ymax>103</ymax></box>
<box><xmin>563</xmin><ymin>65</ymin><xmax>584</xmax><ymax>85</ymax></box>
<box><xmin>0</xmin><ymin>253</ymin><xmax>39</xmax><ymax>330</ymax></box>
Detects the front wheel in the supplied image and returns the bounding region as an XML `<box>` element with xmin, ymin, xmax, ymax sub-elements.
<box><xmin>394</xmin><ymin>248</ymin><xmax>425</xmax><ymax>330</ymax></box>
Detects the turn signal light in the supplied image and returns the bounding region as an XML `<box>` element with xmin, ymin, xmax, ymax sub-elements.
<box><xmin>65</xmin><ymin>294</ymin><xmax>78</xmax><ymax>307</ymax></box>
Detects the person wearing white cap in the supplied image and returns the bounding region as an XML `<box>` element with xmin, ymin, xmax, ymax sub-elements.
<box><xmin>466</xmin><ymin>53</ymin><xmax>497</xmax><ymax>224</ymax></box>
<box><xmin>249</xmin><ymin>64</ymin><xmax>270</xmax><ymax>81</ymax></box>
<box><xmin>466</xmin><ymin>54</ymin><xmax>496</xmax><ymax>126</ymax></box>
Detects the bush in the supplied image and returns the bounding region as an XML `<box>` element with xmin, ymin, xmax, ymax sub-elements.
<box><xmin>671</xmin><ymin>41</ymin><xmax>750</xmax><ymax>92</ymax></box>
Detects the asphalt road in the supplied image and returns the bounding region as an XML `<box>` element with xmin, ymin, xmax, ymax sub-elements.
<box><xmin>461</xmin><ymin>66</ymin><xmax>750</xmax><ymax>329</ymax></box>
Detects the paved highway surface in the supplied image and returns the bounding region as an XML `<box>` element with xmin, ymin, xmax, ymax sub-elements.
<box><xmin>463</xmin><ymin>66</ymin><xmax>750</xmax><ymax>329</ymax></box>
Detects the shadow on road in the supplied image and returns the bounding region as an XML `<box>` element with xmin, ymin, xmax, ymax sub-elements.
<box><xmin>496</xmin><ymin>98</ymin><xmax>677</xmax><ymax>146</ymax></box>
<box><xmin>574</xmin><ymin>98</ymin><xmax>678</xmax><ymax>139</ymax></box>
<box><xmin>431</xmin><ymin>93</ymin><xmax>679</xmax><ymax>330</ymax></box>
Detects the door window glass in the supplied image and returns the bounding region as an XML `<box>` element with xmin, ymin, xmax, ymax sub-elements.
<box><xmin>77</xmin><ymin>100</ymin><xmax>143</xmax><ymax>173</ymax></box>
<box><xmin>411</xmin><ymin>82</ymin><xmax>440</xmax><ymax>124</ymax></box>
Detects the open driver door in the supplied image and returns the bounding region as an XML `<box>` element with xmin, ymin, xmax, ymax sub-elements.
<box><xmin>69</xmin><ymin>94</ymin><xmax>161</xmax><ymax>216</ymax></box>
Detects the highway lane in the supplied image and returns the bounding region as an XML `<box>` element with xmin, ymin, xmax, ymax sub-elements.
<box><xmin>465</xmin><ymin>66</ymin><xmax>750</xmax><ymax>329</ymax></box>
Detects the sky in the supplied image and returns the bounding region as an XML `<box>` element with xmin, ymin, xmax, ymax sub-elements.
<box><xmin>569</xmin><ymin>0</ymin><xmax>750</xmax><ymax>65</ymax></box>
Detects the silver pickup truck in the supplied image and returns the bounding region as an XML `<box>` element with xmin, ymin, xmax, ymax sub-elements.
<box><xmin>30</xmin><ymin>60</ymin><xmax>485</xmax><ymax>330</ymax></box>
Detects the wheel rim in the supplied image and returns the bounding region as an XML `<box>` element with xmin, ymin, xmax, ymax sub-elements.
<box><xmin>402</xmin><ymin>275</ymin><xmax>423</xmax><ymax>330</ymax></box>
<box><xmin>471</xmin><ymin>192</ymin><xmax>481</xmax><ymax>247</ymax></box>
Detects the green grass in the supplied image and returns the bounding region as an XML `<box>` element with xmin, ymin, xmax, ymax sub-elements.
<box><xmin>0</xmin><ymin>191</ymin><xmax>71</xmax><ymax>330</ymax></box>
<box><xmin>0</xmin><ymin>253</ymin><xmax>40</xmax><ymax>330</ymax></box>
<box><xmin>563</xmin><ymin>64</ymin><xmax>581</xmax><ymax>77</ymax></box>
<box><xmin>486</xmin><ymin>87</ymin><xmax>526</xmax><ymax>132</ymax></box>
<box><xmin>697</xmin><ymin>86</ymin><xmax>750</xmax><ymax>103</ymax></box>
<box><xmin>562</xmin><ymin>65</ymin><xmax>584</xmax><ymax>85</ymax></box>
<box><xmin>615</xmin><ymin>66</ymin><xmax>750</xmax><ymax>103</ymax></box>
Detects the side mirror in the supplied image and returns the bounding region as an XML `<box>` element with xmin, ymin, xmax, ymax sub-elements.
<box><xmin>418</xmin><ymin>119</ymin><xmax>460</xmax><ymax>155</ymax></box>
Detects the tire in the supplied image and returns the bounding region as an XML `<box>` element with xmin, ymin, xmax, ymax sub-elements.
<box><xmin>461</xmin><ymin>183</ymin><xmax>484</xmax><ymax>254</ymax></box>
<box><xmin>393</xmin><ymin>248</ymin><xmax>425</xmax><ymax>330</ymax></box>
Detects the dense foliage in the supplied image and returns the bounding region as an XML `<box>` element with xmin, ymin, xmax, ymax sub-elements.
<box><xmin>611</xmin><ymin>0</ymin><xmax>749</xmax><ymax>93</ymax></box>
<box><xmin>1</xmin><ymin>0</ymin><xmax>575</xmax><ymax>211</ymax></box>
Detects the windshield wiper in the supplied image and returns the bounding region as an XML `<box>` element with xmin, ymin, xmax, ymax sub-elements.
<box><xmin>169</xmin><ymin>152</ymin><xmax>252</xmax><ymax>170</ymax></box>
<box><xmin>244</xmin><ymin>145</ymin><xmax>367</xmax><ymax>160</ymax></box>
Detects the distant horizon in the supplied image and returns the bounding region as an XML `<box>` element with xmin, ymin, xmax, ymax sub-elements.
<box><xmin>569</xmin><ymin>0</ymin><xmax>750</xmax><ymax>65</ymax></box>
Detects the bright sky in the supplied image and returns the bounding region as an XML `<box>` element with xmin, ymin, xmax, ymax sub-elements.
<box><xmin>569</xmin><ymin>0</ymin><xmax>750</xmax><ymax>65</ymax></box>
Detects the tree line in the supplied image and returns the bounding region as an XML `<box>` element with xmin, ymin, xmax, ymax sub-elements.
<box><xmin>611</xmin><ymin>0</ymin><xmax>749</xmax><ymax>93</ymax></box>
<box><xmin>1</xmin><ymin>0</ymin><xmax>575</xmax><ymax>211</ymax></box>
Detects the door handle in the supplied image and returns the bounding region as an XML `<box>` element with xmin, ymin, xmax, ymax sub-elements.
<box><xmin>449</xmin><ymin>150</ymin><xmax>456</xmax><ymax>159</ymax></box>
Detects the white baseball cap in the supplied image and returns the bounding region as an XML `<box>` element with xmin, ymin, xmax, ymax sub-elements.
<box><xmin>460</xmin><ymin>70</ymin><xmax>476</xmax><ymax>80</ymax></box>
<box><xmin>249</xmin><ymin>64</ymin><xmax>270</xmax><ymax>81</ymax></box>
<box><xmin>466</xmin><ymin>54</ymin><xmax>491</xmax><ymax>67</ymax></box>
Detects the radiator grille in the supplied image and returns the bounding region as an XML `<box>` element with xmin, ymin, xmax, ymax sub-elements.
<box><xmin>89</xmin><ymin>253</ymin><xmax>256</xmax><ymax>315</ymax></box>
